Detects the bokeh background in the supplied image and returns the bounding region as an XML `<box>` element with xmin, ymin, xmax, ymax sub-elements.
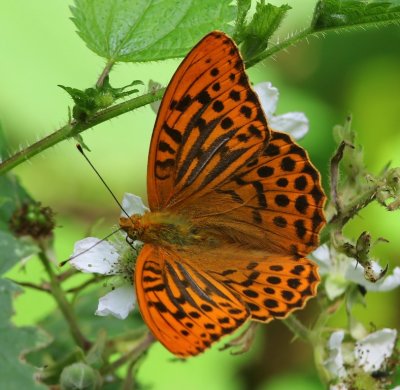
<box><xmin>1</xmin><ymin>1</ymin><xmax>399</xmax><ymax>389</ymax></box>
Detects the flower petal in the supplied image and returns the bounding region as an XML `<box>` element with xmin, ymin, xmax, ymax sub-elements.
<box><xmin>95</xmin><ymin>285</ymin><xmax>136</xmax><ymax>320</ymax></box>
<box><xmin>269</xmin><ymin>112</ymin><xmax>309</xmax><ymax>140</ymax></box>
<box><xmin>254</xmin><ymin>82</ymin><xmax>279</xmax><ymax>117</ymax></box>
<box><xmin>325</xmin><ymin>330</ymin><xmax>347</xmax><ymax>379</ymax></box>
<box><xmin>312</xmin><ymin>244</ymin><xmax>331</xmax><ymax>275</ymax></box>
<box><xmin>325</xmin><ymin>275</ymin><xmax>348</xmax><ymax>300</ymax></box>
<box><xmin>354</xmin><ymin>328</ymin><xmax>397</xmax><ymax>372</ymax></box>
<box><xmin>70</xmin><ymin>237</ymin><xmax>119</xmax><ymax>275</ymax></box>
<box><xmin>121</xmin><ymin>193</ymin><xmax>149</xmax><ymax>217</ymax></box>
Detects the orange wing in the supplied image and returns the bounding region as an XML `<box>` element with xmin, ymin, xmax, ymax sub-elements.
<box><xmin>205</xmin><ymin>254</ymin><xmax>320</xmax><ymax>323</ymax></box>
<box><xmin>135</xmin><ymin>245</ymin><xmax>319</xmax><ymax>356</ymax></box>
<box><xmin>147</xmin><ymin>31</ymin><xmax>270</xmax><ymax>211</ymax></box>
<box><xmin>138</xmin><ymin>31</ymin><xmax>326</xmax><ymax>357</ymax></box>
<box><xmin>135</xmin><ymin>245</ymin><xmax>249</xmax><ymax>357</ymax></box>
<box><xmin>175</xmin><ymin>130</ymin><xmax>326</xmax><ymax>257</ymax></box>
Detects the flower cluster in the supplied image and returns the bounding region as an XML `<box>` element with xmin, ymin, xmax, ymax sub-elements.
<box><xmin>326</xmin><ymin>328</ymin><xmax>398</xmax><ymax>389</ymax></box>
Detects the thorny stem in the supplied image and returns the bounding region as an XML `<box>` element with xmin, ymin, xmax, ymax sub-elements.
<box><xmin>101</xmin><ymin>332</ymin><xmax>154</xmax><ymax>375</ymax></box>
<box><xmin>0</xmin><ymin>88</ymin><xmax>165</xmax><ymax>175</ymax></box>
<box><xmin>246</xmin><ymin>28</ymin><xmax>312</xmax><ymax>68</ymax></box>
<box><xmin>38</xmin><ymin>247</ymin><xmax>91</xmax><ymax>351</ymax></box>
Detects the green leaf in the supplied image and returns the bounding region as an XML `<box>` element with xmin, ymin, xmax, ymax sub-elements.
<box><xmin>71</xmin><ymin>0</ymin><xmax>236</xmax><ymax>62</ymax></box>
<box><xmin>312</xmin><ymin>0</ymin><xmax>400</xmax><ymax>31</ymax></box>
<box><xmin>240</xmin><ymin>1</ymin><xmax>291</xmax><ymax>61</ymax></box>
<box><xmin>59</xmin><ymin>78</ymin><xmax>143</xmax><ymax>121</ymax></box>
<box><xmin>234</xmin><ymin>0</ymin><xmax>251</xmax><ymax>42</ymax></box>
<box><xmin>0</xmin><ymin>174</ymin><xmax>32</xmax><ymax>231</ymax></box>
<box><xmin>0</xmin><ymin>168</ymin><xmax>39</xmax><ymax>274</ymax></box>
<box><xmin>0</xmin><ymin>279</ymin><xmax>50</xmax><ymax>390</ymax></box>
<box><xmin>0</xmin><ymin>231</ymin><xmax>38</xmax><ymax>276</ymax></box>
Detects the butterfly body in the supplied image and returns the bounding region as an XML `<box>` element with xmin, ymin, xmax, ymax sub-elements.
<box><xmin>121</xmin><ymin>31</ymin><xmax>326</xmax><ymax>357</ymax></box>
<box><xmin>120</xmin><ymin>212</ymin><xmax>206</xmax><ymax>248</ymax></box>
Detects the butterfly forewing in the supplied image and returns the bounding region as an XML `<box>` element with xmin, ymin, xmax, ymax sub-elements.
<box><xmin>147</xmin><ymin>31</ymin><xmax>270</xmax><ymax>210</ymax></box>
<box><xmin>175</xmin><ymin>131</ymin><xmax>326</xmax><ymax>257</ymax></box>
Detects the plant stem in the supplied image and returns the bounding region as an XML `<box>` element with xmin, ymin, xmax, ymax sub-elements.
<box><xmin>309</xmin><ymin>298</ymin><xmax>340</xmax><ymax>386</ymax></box>
<box><xmin>319</xmin><ymin>183</ymin><xmax>378</xmax><ymax>245</ymax></box>
<box><xmin>7</xmin><ymin>279</ymin><xmax>51</xmax><ymax>293</ymax></box>
<box><xmin>245</xmin><ymin>28</ymin><xmax>312</xmax><ymax>68</ymax></box>
<box><xmin>282</xmin><ymin>314</ymin><xmax>311</xmax><ymax>342</ymax></box>
<box><xmin>38</xmin><ymin>249</ymin><xmax>91</xmax><ymax>351</ymax></box>
<box><xmin>66</xmin><ymin>275</ymin><xmax>101</xmax><ymax>294</ymax></box>
<box><xmin>101</xmin><ymin>331</ymin><xmax>154</xmax><ymax>375</ymax></box>
<box><xmin>0</xmin><ymin>88</ymin><xmax>165</xmax><ymax>175</ymax></box>
<box><xmin>96</xmin><ymin>60</ymin><xmax>115</xmax><ymax>88</ymax></box>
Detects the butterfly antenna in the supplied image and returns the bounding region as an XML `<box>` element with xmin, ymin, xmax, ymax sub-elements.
<box><xmin>60</xmin><ymin>227</ymin><xmax>122</xmax><ymax>267</ymax></box>
<box><xmin>76</xmin><ymin>144</ymin><xmax>131</xmax><ymax>219</ymax></box>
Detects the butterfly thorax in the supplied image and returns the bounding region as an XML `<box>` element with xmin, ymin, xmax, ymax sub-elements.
<box><xmin>119</xmin><ymin>211</ymin><xmax>210</xmax><ymax>248</ymax></box>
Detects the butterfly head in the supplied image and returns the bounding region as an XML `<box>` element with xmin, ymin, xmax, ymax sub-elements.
<box><xmin>119</xmin><ymin>214</ymin><xmax>143</xmax><ymax>242</ymax></box>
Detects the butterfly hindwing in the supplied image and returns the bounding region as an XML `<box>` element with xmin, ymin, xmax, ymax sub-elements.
<box><xmin>147</xmin><ymin>31</ymin><xmax>271</xmax><ymax>211</ymax></box>
<box><xmin>205</xmin><ymin>255</ymin><xmax>320</xmax><ymax>322</ymax></box>
<box><xmin>135</xmin><ymin>244</ymin><xmax>250</xmax><ymax>357</ymax></box>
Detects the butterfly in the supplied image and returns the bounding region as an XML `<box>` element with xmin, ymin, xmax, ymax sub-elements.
<box><xmin>119</xmin><ymin>31</ymin><xmax>326</xmax><ymax>357</ymax></box>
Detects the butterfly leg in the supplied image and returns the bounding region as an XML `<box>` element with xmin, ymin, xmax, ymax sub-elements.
<box><xmin>219</xmin><ymin>322</ymin><xmax>258</xmax><ymax>355</ymax></box>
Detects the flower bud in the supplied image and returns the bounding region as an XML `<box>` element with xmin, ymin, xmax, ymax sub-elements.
<box><xmin>60</xmin><ymin>362</ymin><xmax>101</xmax><ymax>390</ymax></box>
<box><xmin>9</xmin><ymin>202</ymin><xmax>55</xmax><ymax>239</ymax></box>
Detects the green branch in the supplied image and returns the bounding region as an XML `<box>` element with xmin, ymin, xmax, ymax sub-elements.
<box><xmin>246</xmin><ymin>27</ymin><xmax>312</xmax><ymax>68</ymax></box>
<box><xmin>282</xmin><ymin>314</ymin><xmax>311</xmax><ymax>342</ymax></box>
<box><xmin>0</xmin><ymin>88</ymin><xmax>164</xmax><ymax>175</ymax></box>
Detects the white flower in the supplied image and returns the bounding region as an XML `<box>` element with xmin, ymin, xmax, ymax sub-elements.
<box><xmin>312</xmin><ymin>245</ymin><xmax>400</xmax><ymax>300</ymax></box>
<box><xmin>70</xmin><ymin>238</ymin><xmax>120</xmax><ymax>275</ymax></box>
<box><xmin>96</xmin><ymin>285</ymin><xmax>136</xmax><ymax>320</ymax></box>
<box><xmin>325</xmin><ymin>329</ymin><xmax>398</xmax><ymax>389</ymax></box>
<box><xmin>120</xmin><ymin>192</ymin><xmax>149</xmax><ymax>217</ymax></box>
<box><xmin>325</xmin><ymin>331</ymin><xmax>347</xmax><ymax>379</ymax></box>
<box><xmin>69</xmin><ymin>193</ymin><xmax>148</xmax><ymax>320</ymax></box>
<box><xmin>354</xmin><ymin>329</ymin><xmax>397</xmax><ymax>372</ymax></box>
<box><xmin>254</xmin><ymin>82</ymin><xmax>309</xmax><ymax>140</ymax></box>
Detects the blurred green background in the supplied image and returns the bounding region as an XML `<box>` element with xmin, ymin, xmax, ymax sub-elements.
<box><xmin>1</xmin><ymin>1</ymin><xmax>399</xmax><ymax>389</ymax></box>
